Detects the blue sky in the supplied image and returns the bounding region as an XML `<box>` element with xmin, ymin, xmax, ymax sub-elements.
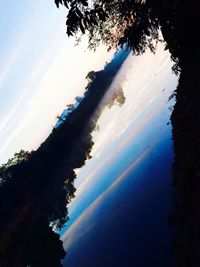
<box><xmin>0</xmin><ymin>3</ymin><xmax>180</xmax><ymax>265</ymax></box>
<box><xmin>0</xmin><ymin>5</ymin><xmax>179</xmax><ymax>263</ymax></box>
<box><xmin>0</xmin><ymin>1</ymin><xmax>113</xmax><ymax>164</ymax></box>
<box><xmin>60</xmin><ymin>45</ymin><xmax>179</xmax><ymax>252</ymax></box>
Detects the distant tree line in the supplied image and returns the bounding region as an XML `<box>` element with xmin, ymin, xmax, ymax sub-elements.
<box><xmin>54</xmin><ymin>1</ymin><xmax>200</xmax><ymax>266</ymax></box>
<box><xmin>0</xmin><ymin>50</ymin><xmax>127</xmax><ymax>267</ymax></box>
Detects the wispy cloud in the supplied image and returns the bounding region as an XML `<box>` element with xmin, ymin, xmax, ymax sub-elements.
<box><xmin>61</xmin><ymin>45</ymin><xmax>177</xmax><ymax>251</ymax></box>
<box><xmin>0</xmin><ymin>42</ymin><xmax>24</xmax><ymax>86</ymax></box>
<box><xmin>0</xmin><ymin>88</ymin><xmax>28</xmax><ymax>135</ymax></box>
<box><xmin>29</xmin><ymin>28</ymin><xmax>64</xmax><ymax>82</ymax></box>
<box><xmin>0</xmin><ymin>41</ymin><xmax>113</xmax><ymax>164</ymax></box>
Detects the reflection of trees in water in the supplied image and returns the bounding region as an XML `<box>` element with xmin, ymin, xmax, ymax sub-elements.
<box><xmin>0</xmin><ymin>51</ymin><xmax>127</xmax><ymax>267</ymax></box>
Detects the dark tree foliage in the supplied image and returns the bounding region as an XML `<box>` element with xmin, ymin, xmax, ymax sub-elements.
<box><xmin>55</xmin><ymin>0</ymin><xmax>160</xmax><ymax>54</ymax></box>
<box><xmin>55</xmin><ymin>0</ymin><xmax>200</xmax><ymax>73</ymax></box>
<box><xmin>55</xmin><ymin>1</ymin><xmax>200</xmax><ymax>266</ymax></box>
<box><xmin>0</xmin><ymin>50</ymin><xmax>128</xmax><ymax>267</ymax></box>
<box><xmin>0</xmin><ymin>150</ymin><xmax>32</xmax><ymax>184</ymax></box>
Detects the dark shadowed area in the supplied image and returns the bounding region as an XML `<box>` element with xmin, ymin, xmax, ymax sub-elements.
<box><xmin>0</xmin><ymin>49</ymin><xmax>129</xmax><ymax>267</ymax></box>
<box><xmin>61</xmin><ymin>46</ymin><xmax>178</xmax><ymax>267</ymax></box>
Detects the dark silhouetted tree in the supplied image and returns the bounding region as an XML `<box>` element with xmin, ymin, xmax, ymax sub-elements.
<box><xmin>55</xmin><ymin>0</ymin><xmax>160</xmax><ymax>54</ymax></box>
<box><xmin>54</xmin><ymin>0</ymin><xmax>200</xmax><ymax>72</ymax></box>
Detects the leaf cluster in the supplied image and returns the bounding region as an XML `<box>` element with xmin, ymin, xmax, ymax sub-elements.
<box><xmin>55</xmin><ymin>0</ymin><xmax>161</xmax><ymax>54</ymax></box>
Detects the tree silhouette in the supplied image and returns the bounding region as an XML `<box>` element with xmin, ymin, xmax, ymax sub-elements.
<box><xmin>0</xmin><ymin>52</ymin><xmax>128</xmax><ymax>267</ymax></box>
<box><xmin>55</xmin><ymin>0</ymin><xmax>160</xmax><ymax>54</ymax></box>
<box><xmin>55</xmin><ymin>0</ymin><xmax>200</xmax><ymax>71</ymax></box>
<box><xmin>0</xmin><ymin>150</ymin><xmax>32</xmax><ymax>184</ymax></box>
<box><xmin>56</xmin><ymin>115</ymin><xmax>65</xmax><ymax>123</ymax></box>
<box><xmin>54</xmin><ymin>1</ymin><xmax>200</xmax><ymax>266</ymax></box>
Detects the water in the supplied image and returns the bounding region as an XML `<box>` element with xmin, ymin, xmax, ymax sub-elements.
<box><xmin>60</xmin><ymin>43</ymin><xmax>179</xmax><ymax>267</ymax></box>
